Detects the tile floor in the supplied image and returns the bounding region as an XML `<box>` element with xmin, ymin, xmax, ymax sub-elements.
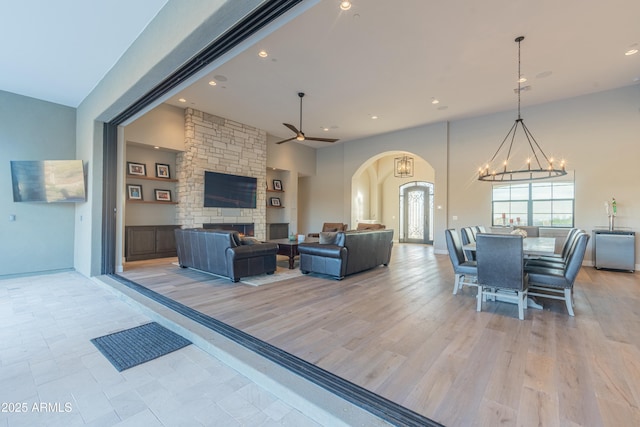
<box><xmin>0</xmin><ymin>271</ymin><xmax>321</xmax><ymax>426</ymax></box>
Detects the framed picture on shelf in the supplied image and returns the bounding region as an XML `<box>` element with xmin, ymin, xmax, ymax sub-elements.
<box><xmin>155</xmin><ymin>163</ymin><xmax>170</xmax><ymax>179</ymax></box>
<box><xmin>127</xmin><ymin>184</ymin><xmax>143</xmax><ymax>200</ymax></box>
<box><xmin>127</xmin><ymin>162</ymin><xmax>146</xmax><ymax>176</ymax></box>
<box><xmin>154</xmin><ymin>189</ymin><xmax>172</xmax><ymax>202</ymax></box>
<box><xmin>273</xmin><ymin>179</ymin><xmax>282</xmax><ymax>191</ymax></box>
<box><xmin>270</xmin><ymin>197</ymin><xmax>281</xmax><ymax>207</ymax></box>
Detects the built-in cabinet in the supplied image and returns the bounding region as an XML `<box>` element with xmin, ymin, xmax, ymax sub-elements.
<box><xmin>125</xmin><ymin>225</ymin><xmax>181</xmax><ymax>261</ymax></box>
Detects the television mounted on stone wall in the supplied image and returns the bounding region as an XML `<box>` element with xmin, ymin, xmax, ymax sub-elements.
<box><xmin>203</xmin><ymin>170</ymin><xmax>257</xmax><ymax>208</ymax></box>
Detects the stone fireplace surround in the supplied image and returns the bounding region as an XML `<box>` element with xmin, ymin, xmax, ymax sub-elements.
<box><xmin>176</xmin><ymin>108</ymin><xmax>267</xmax><ymax>239</ymax></box>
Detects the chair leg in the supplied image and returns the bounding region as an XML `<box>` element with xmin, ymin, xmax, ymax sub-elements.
<box><xmin>453</xmin><ymin>274</ymin><xmax>461</xmax><ymax>295</ymax></box>
<box><xmin>517</xmin><ymin>291</ymin><xmax>525</xmax><ymax>320</ymax></box>
<box><xmin>476</xmin><ymin>285</ymin><xmax>483</xmax><ymax>312</ymax></box>
<box><xmin>564</xmin><ymin>288</ymin><xmax>575</xmax><ymax>316</ymax></box>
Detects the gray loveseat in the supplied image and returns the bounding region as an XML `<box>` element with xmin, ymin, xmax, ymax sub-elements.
<box><xmin>298</xmin><ymin>229</ymin><xmax>394</xmax><ymax>280</ymax></box>
<box><xmin>175</xmin><ymin>228</ymin><xmax>278</xmax><ymax>282</ymax></box>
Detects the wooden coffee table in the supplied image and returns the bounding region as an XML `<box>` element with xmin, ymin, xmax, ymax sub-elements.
<box><xmin>268</xmin><ymin>238</ymin><xmax>318</xmax><ymax>269</ymax></box>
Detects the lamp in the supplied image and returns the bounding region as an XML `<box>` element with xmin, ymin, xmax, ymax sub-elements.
<box><xmin>478</xmin><ymin>36</ymin><xmax>567</xmax><ymax>182</ymax></box>
<box><xmin>394</xmin><ymin>155</ymin><xmax>414</xmax><ymax>178</ymax></box>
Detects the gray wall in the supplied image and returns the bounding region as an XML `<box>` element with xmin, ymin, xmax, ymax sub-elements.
<box><xmin>0</xmin><ymin>90</ymin><xmax>77</xmax><ymax>276</ymax></box>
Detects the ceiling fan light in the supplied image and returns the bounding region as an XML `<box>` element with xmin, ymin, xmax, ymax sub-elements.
<box><xmin>340</xmin><ymin>1</ymin><xmax>352</xmax><ymax>11</ymax></box>
<box><xmin>296</xmin><ymin>134</ymin><xmax>305</xmax><ymax>141</ymax></box>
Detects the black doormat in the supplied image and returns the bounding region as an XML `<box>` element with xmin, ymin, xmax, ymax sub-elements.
<box><xmin>91</xmin><ymin>322</ymin><xmax>191</xmax><ymax>371</ymax></box>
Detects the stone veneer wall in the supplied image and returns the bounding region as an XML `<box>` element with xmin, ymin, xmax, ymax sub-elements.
<box><xmin>176</xmin><ymin>108</ymin><xmax>267</xmax><ymax>239</ymax></box>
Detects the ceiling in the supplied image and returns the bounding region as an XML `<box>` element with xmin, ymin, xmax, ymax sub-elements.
<box><xmin>2</xmin><ymin>1</ymin><xmax>638</xmax><ymax>148</ymax></box>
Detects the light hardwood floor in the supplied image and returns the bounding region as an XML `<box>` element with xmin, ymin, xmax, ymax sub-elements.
<box><xmin>119</xmin><ymin>244</ymin><xmax>640</xmax><ymax>427</ymax></box>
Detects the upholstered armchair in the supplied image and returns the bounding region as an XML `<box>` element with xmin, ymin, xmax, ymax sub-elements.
<box><xmin>308</xmin><ymin>222</ymin><xmax>348</xmax><ymax>238</ymax></box>
<box><xmin>476</xmin><ymin>233</ymin><xmax>529</xmax><ymax>320</ymax></box>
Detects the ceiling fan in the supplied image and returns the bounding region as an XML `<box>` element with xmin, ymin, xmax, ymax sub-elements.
<box><xmin>276</xmin><ymin>92</ymin><xmax>339</xmax><ymax>144</ymax></box>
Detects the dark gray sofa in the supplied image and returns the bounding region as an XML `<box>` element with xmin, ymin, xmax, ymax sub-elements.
<box><xmin>298</xmin><ymin>229</ymin><xmax>394</xmax><ymax>280</ymax></box>
<box><xmin>175</xmin><ymin>228</ymin><xmax>278</xmax><ymax>282</ymax></box>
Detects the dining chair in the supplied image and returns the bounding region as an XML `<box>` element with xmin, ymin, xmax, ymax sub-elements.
<box><xmin>445</xmin><ymin>229</ymin><xmax>478</xmax><ymax>295</ymax></box>
<box><xmin>476</xmin><ymin>233</ymin><xmax>529</xmax><ymax>320</ymax></box>
<box><xmin>460</xmin><ymin>227</ymin><xmax>477</xmax><ymax>261</ymax></box>
<box><xmin>475</xmin><ymin>225</ymin><xmax>487</xmax><ymax>234</ymax></box>
<box><xmin>526</xmin><ymin>232</ymin><xmax>589</xmax><ymax>316</ymax></box>
<box><xmin>525</xmin><ymin>228</ymin><xmax>581</xmax><ymax>269</ymax></box>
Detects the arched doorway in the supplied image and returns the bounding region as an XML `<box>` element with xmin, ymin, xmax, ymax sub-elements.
<box><xmin>399</xmin><ymin>181</ymin><xmax>434</xmax><ymax>244</ymax></box>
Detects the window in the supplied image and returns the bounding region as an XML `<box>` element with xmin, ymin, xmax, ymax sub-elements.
<box><xmin>492</xmin><ymin>181</ymin><xmax>574</xmax><ymax>227</ymax></box>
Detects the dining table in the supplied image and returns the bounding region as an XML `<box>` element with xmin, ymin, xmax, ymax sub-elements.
<box><xmin>463</xmin><ymin>236</ymin><xmax>556</xmax><ymax>257</ymax></box>
<box><xmin>463</xmin><ymin>236</ymin><xmax>556</xmax><ymax>309</ymax></box>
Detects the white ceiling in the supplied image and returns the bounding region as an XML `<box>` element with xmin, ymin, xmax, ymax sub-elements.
<box><xmin>0</xmin><ymin>0</ymin><xmax>168</xmax><ymax>107</ymax></box>
<box><xmin>2</xmin><ymin>1</ymin><xmax>639</xmax><ymax>147</ymax></box>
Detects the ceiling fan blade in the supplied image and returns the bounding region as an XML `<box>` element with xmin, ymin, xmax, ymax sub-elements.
<box><xmin>305</xmin><ymin>136</ymin><xmax>340</xmax><ymax>143</ymax></box>
<box><xmin>275</xmin><ymin>136</ymin><xmax>297</xmax><ymax>144</ymax></box>
<box><xmin>283</xmin><ymin>123</ymin><xmax>299</xmax><ymax>134</ymax></box>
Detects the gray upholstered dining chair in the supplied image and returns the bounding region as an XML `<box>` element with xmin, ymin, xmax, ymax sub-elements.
<box><xmin>445</xmin><ymin>229</ymin><xmax>478</xmax><ymax>295</ymax></box>
<box><xmin>476</xmin><ymin>233</ymin><xmax>529</xmax><ymax>320</ymax></box>
<box><xmin>526</xmin><ymin>232</ymin><xmax>589</xmax><ymax>316</ymax></box>
<box><xmin>460</xmin><ymin>227</ymin><xmax>477</xmax><ymax>261</ymax></box>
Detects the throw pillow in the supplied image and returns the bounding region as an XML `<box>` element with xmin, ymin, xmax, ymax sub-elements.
<box><xmin>241</xmin><ymin>237</ymin><xmax>259</xmax><ymax>245</ymax></box>
<box><xmin>319</xmin><ymin>231</ymin><xmax>338</xmax><ymax>245</ymax></box>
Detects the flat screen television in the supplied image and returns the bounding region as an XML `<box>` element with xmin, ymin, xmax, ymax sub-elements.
<box><xmin>204</xmin><ymin>171</ymin><xmax>257</xmax><ymax>208</ymax></box>
<box><xmin>10</xmin><ymin>160</ymin><xmax>87</xmax><ymax>203</ymax></box>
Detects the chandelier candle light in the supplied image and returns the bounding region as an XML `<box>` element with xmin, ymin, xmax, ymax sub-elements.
<box><xmin>478</xmin><ymin>36</ymin><xmax>567</xmax><ymax>182</ymax></box>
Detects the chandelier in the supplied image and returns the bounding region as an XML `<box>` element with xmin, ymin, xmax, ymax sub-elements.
<box><xmin>394</xmin><ymin>155</ymin><xmax>414</xmax><ymax>178</ymax></box>
<box><xmin>478</xmin><ymin>36</ymin><xmax>567</xmax><ymax>182</ymax></box>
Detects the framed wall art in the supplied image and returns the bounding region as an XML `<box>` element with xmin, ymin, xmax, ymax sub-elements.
<box><xmin>154</xmin><ymin>189</ymin><xmax>172</xmax><ymax>202</ymax></box>
<box><xmin>156</xmin><ymin>163</ymin><xmax>170</xmax><ymax>179</ymax></box>
<box><xmin>127</xmin><ymin>184</ymin><xmax>143</xmax><ymax>200</ymax></box>
<box><xmin>127</xmin><ymin>162</ymin><xmax>146</xmax><ymax>176</ymax></box>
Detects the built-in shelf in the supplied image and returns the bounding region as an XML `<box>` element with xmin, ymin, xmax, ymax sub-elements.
<box><xmin>267</xmin><ymin>205</ymin><xmax>285</xmax><ymax>209</ymax></box>
<box><xmin>267</xmin><ymin>189</ymin><xmax>284</xmax><ymax>193</ymax></box>
<box><xmin>127</xmin><ymin>174</ymin><xmax>178</xmax><ymax>183</ymax></box>
<box><xmin>127</xmin><ymin>200</ymin><xmax>178</xmax><ymax>205</ymax></box>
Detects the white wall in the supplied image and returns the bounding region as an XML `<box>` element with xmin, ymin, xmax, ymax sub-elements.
<box><xmin>0</xmin><ymin>90</ymin><xmax>77</xmax><ymax>276</ymax></box>
<box><xmin>306</xmin><ymin>85</ymin><xmax>640</xmax><ymax>262</ymax></box>
<box><xmin>125</xmin><ymin>104</ymin><xmax>185</xmax><ymax>151</ymax></box>
<box><xmin>448</xmin><ymin>85</ymin><xmax>640</xmax><ymax>263</ymax></box>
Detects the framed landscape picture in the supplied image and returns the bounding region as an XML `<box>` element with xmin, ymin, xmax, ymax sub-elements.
<box><xmin>270</xmin><ymin>197</ymin><xmax>281</xmax><ymax>207</ymax></box>
<box><xmin>156</xmin><ymin>163</ymin><xmax>170</xmax><ymax>179</ymax></box>
<box><xmin>154</xmin><ymin>189</ymin><xmax>172</xmax><ymax>202</ymax></box>
<box><xmin>127</xmin><ymin>162</ymin><xmax>146</xmax><ymax>176</ymax></box>
<box><xmin>127</xmin><ymin>184</ymin><xmax>143</xmax><ymax>200</ymax></box>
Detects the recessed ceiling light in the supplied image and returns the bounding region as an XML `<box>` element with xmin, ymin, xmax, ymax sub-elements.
<box><xmin>153</xmin><ymin>146</ymin><xmax>160</xmax><ymax>150</ymax></box>
<box><xmin>625</xmin><ymin>48</ymin><xmax>638</xmax><ymax>56</ymax></box>
<box><xmin>340</xmin><ymin>1</ymin><xmax>352</xmax><ymax>11</ymax></box>
<box><xmin>258</xmin><ymin>50</ymin><xmax>268</xmax><ymax>58</ymax></box>
<box><xmin>322</xmin><ymin>127</ymin><xmax>329</xmax><ymax>131</ymax></box>
<box><xmin>371</xmin><ymin>115</ymin><xmax>378</xmax><ymax>120</ymax></box>
<box><xmin>178</xmin><ymin>98</ymin><xmax>186</xmax><ymax>103</ymax></box>
<box><xmin>431</xmin><ymin>98</ymin><xmax>440</xmax><ymax>105</ymax></box>
<box><xmin>208</xmin><ymin>80</ymin><xmax>217</xmax><ymax>86</ymax></box>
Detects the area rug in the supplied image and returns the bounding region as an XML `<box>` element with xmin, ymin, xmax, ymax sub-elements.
<box><xmin>91</xmin><ymin>322</ymin><xmax>191</xmax><ymax>371</ymax></box>
<box><xmin>240</xmin><ymin>265</ymin><xmax>304</xmax><ymax>286</ymax></box>
<box><xmin>172</xmin><ymin>258</ymin><xmax>304</xmax><ymax>287</ymax></box>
